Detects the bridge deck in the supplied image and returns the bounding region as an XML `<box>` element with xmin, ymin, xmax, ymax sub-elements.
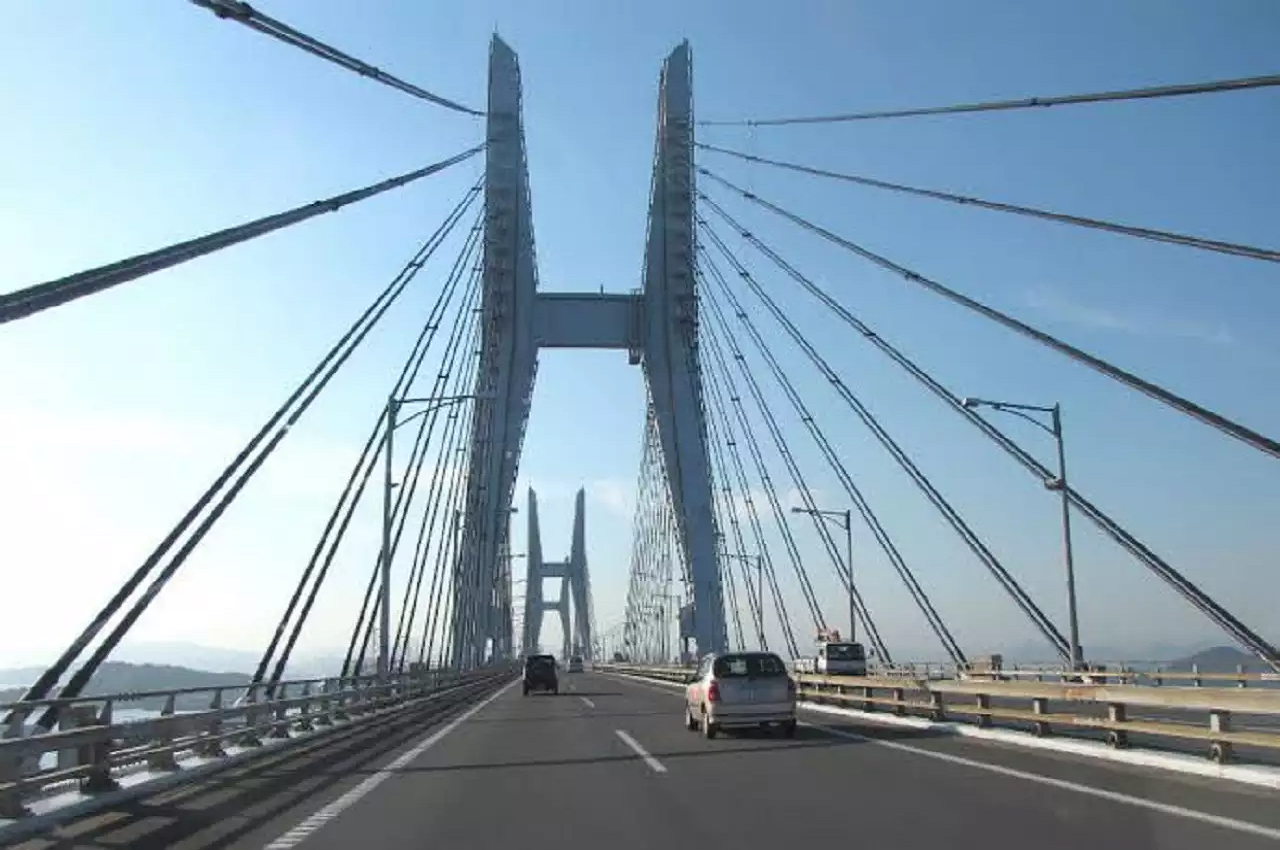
<box><xmin>11</xmin><ymin>672</ymin><xmax>1280</xmax><ymax>849</ymax></box>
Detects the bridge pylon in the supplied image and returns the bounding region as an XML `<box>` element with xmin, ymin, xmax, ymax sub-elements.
<box><xmin>522</xmin><ymin>487</ymin><xmax>593</xmax><ymax>661</ymax></box>
<box><xmin>454</xmin><ymin>36</ymin><xmax>726</xmax><ymax>667</ymax></box>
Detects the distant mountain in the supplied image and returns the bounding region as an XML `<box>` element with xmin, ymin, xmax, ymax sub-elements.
<box><xmin>1</xmin><ymin>644</ymin><xmax>357</xmax><ymax>710</ymax></box>
<box><xmin>0</xmin><ymin>661</ymin><xmax>250</xmax><ymax>711</ymax></box>
<box><xmin>109</xmin><ymin>641</ymin><xmax>348</xmax><ymax>679</ymax></box>
<box><xmin>992</xmin><ymin>640</ymin><xmax>1208</xmax><ymax>665</ymax></box>
<box><xmin>112</xmin><ymin>641</ymin><xmax>261</xmax><ymax>673</ymax></box>
<box><xmin>1164</xmin><ymin>646</ymin><xmax>1269</xmax><ymax>674</ymax></box>
<box><xmin>0</xmin><ymin>666</ymin><xmax>48</xmax><ymax>689</ymax></box>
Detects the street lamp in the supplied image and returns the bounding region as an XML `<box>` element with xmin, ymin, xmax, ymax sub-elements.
<box><xmin>791</xmin><ymin>506</ymin><xmax>855</xmax><ymax>642</ymax></box>
<box><xmin>962</xmin><ymin>396</ymin><xmax>1082</xmax><ymax>671</ymax></box>
<box><xmin>379</xmin><ymin>392</ymin><xmax>481</xmax><ymax>682</ymax></box>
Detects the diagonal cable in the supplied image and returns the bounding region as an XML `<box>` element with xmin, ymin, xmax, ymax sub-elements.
<box><xmin>700</xmin><ymin>327</ymin><xmax>803</xmax><ymax>659</ymax></box>
<box><xmin>707</xmin><ymin>197</ymin><xmax>1280</xmax><ymax>672</ymax></box>
<box><xmin>190</xmin><ymin>0</ymin><xmax>482</xmax><ymax>115</ymax></box>
<box><xmin>699</xmin><ymin>233</ymin><xmax>965</xmax><ymax>666</ymax></box>
<box><xmin>706</xmin><ymin>401</ymin><xmax>756</xmax><ymax>649</ymax></box>
<box><xmin>701</xmin><ymin>303</ymin><xmax>827</xmax><ymax>634</ymax></box>
<box><xmin>412</xmin><ymin>373</ymin><xmax>478</xmax><ymax>672</ymax></box>
<box><xmin>698</xmin><ymin>143</ymin><xmax>1280</xmax><ymax>264</ymax></box>
<box><xmin>700</xmin><ymin>205</ymin><xmax>1069</xmax><ymax>661</ymax></box>
<box><xmin>1</xmin><ymin>147</ymin><xmax>483</xmax><ymax>325</ymax></box>
<box><xmin>345</xmin><ymin>221</ymin><xmax>484</xmax><ymax>678</ymax></box>
<box><xmin>699</xmin><ymin>73</ymin><xmax>1280</xmax><ymax>127</ymax></box>
<box><xmin>255</xmin><ymin>196</ymin><xmax>482</xmax><ymax>690</ymax></box>
<box><xmin>391</xmin><ymin>274</ymin><xmax>483</xmax><ymax>669</ymax></box>
<box><xmin>15</xmin><ymin>183</ymin><xmax>479</xmax><ymax>728</ymax></box>
<box><xmin>701</xmin><ymin>271</ymin><xmax>895</xmax><ymax>664</ymax></box>
<box><xmin>700</xmin><ymin>168</ymin><xmax>1280</xmax><ymax>461</ymax></box>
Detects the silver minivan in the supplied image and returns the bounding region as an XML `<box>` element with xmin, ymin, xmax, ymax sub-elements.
<box><xmin>684</xmin><ymin>651</ymin><xmax>797</xmax><ymax>739</ymax></box>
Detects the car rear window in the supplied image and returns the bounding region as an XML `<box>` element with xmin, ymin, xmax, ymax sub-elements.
<box><xmin>713</xmin><ymin>653</ymin><xmax>788</xmax><ymax>678</ymax></box>
<box><xmin>525</xmin><ymin>655</ymin><xmax>555</xmax><ymax>670</ymax></box>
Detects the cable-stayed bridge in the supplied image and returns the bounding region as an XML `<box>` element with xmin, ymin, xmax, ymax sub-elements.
<box><xmin>2</xmin><ymin>4</ymin><xmax>1279</xmax><ymax>848</ymax></box>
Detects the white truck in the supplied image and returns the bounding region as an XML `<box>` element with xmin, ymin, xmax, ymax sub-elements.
<box><xmin>793</xmin><ymin>628</ymin><xmax>868</xmax><ymax>676</ymax></box>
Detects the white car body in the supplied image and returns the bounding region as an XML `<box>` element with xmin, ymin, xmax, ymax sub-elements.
<box><xmin>684</xmin><ymin>651</ymin><xmax>797</xmax><ymax>739</ymax></box>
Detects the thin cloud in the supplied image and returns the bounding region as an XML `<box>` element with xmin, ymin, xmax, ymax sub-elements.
<box><xmin>1023</xmin><ymin>285</ymin><xmax>1237</xmax><ymax>348</ymax></box>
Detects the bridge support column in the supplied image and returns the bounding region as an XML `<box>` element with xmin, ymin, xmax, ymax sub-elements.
<box><xmin>639</xmin><ymin>41</ymin><xmax>726</xmax><ymax>656</ymax></box>
<box><xmin>453</xmin><ymin>35</ymin><xmax>539</xmax><ymax>669</ymax></box>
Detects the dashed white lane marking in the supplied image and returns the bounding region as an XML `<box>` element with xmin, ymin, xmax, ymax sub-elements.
<box><xmin>615</xmin><ymin>729</ymin><xmax>668</xmax><ymax>774</ymax></box>
<box><xmin>804</xmin><ymin>720</ymin><xmax>1280</xmax><ymax>842</ymax></box>
<box><xmin>262</xmin><ymin>679</ymin><xmax>518</xmax><ymax>849</ymax></box>
<box><xmin>579</xmin><ymin>696</ymin><xmax>596</xmax><ymax>709</ymax></box>
<box><xmin>601</xmin><ymin>671</ymin><xmax>1280</xmax><ymax>841</ymax></box>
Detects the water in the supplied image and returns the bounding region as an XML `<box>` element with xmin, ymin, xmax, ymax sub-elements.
<box><xmin>26</xmin><ymin>707</ymin><xmax>180</xmax><ymax>771</ymax></box>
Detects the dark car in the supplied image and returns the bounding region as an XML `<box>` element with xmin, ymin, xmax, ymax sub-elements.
<box><xmin>522</xmin><ymin>654</ymin><xmax>558</xmax><ymax>696</ymax></box>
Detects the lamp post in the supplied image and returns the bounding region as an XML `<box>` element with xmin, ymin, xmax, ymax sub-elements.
<box><xmin>962</xmin><ymin>396</ymin><xmax>1082</xmax><ymax>671</ymax></box>
<box><xmin>724</xmin><ymin>552</ymin><xmax>765</xmax><ymax>647</ymax></box>
<box><xmin>791</xmin><ymin>506</ymin><xmax>855</xmax><ymax>642</ymax></box>
<box><xmin>380</xmin><ymin>393</ymin><xmax>478</xmax><ymax>681</ymax></box>
<box><xmin>509</xmin><ymin>556</ymin><xmax>528</xmax><ymax>657</ymax></box>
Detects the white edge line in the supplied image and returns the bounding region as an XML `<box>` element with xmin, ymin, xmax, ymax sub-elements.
<box><xmin>804</xmin><ymin>719</ymin><xmax>1280</xmax><ymax>842</ymax></box>
<box><xmin>580</xmin><ymin>696</ymin><xmax>596</xmax><ymax>709</ymax></box>
<box><xmin>261</xmin><ymin>677</ymin><xmax>519</xmax><ymax>850</ymax></box>
<box><xmin>614</xmin><ymin>729</ymin><xmax>667</xmax><ymax>774</ymax></box>
<box><xmin>599</xmin><ymin>671</ymin><xmax>1280</xmax><ymax>840</ymax></box>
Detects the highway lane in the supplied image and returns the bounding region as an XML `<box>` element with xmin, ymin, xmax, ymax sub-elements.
<box><xmin>9</xmin><ymin>670</ymin><xmax>1278</xmax><ymax>850</ymax></box>
<box><xmin>231</xmin><ymin>669</ymin><xmax>1280</xmax><ymax>848</ymax></box>
<box><xmin>601</xmin><ymin>672</ymin><xmax>1280</xmax><ymax>846</ymax></box>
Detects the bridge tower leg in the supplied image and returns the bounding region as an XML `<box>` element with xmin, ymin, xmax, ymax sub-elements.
<box><xmin>640</xmin><ymin>42</ymin><xmax>727</xmax><ymax>656</ymax></box>
<box><xmin>523</xmin><ymin>488</ymin><xmax>545</xmax><ymax>654</ymax></box>
<box><xmin>557</xmin><ymin>579</ymin><xmax>572</xmax><ymax>661</ymax></box>
<box><xmin>566</xmin><ymin>489</ymin><xmax>593</xmax><ymax>658</ymax></box>
<box><xmin>453</xmin><ymin>35</ymin><xmax>539</xmax><ymax>668</ymax></box>
<box><xmin>521</xmin><ymin>487</ymin><xmax>593</xmax><ymax>660</ymax></box>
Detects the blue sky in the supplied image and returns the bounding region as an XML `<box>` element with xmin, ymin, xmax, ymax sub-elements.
<box><xmin>1</xmin><ymin>1</ymin><xmax>1277</xmax><ymax>670</ymax></box>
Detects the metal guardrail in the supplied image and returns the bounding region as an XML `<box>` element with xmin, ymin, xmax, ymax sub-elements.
<box><xmin>598</xmin><ymin>664</ymin><xmax>1280</xmax><ymax>764</ymax></box>
<box><xmin>0</xmin><ymin>666</ymin><xmax>513</xmax><ymax>819</ymax></box>
<box><xmin>905</xmin><ymin>661</ymin><xmax>1280</xmax><ymax>687</ymax></box>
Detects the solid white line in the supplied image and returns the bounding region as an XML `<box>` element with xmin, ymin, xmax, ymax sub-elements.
<box><xmin>614</xmin><ymin>729</ymin><xmax>668</xmax><ymax>774</ymax></box>
<box><xmin>261</xmin><ymin>678</ymin><xmax>518</xmax><ymax>850</ymax></box>
<box><xmin>579</xmin><ymin>696</ymin><xmax>596</xmax><ymax>709</ymax></box>
<box><xmin>803</xmin><ymin>720</ymin><xmax>1280</xmax><ymax>841</ymax></box>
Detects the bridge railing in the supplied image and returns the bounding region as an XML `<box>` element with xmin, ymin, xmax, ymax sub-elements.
<box><xmin>597</xmin><ymin>664</ymin><xmax>1280</xmax><ymax>765</ymax></box>
<box><xmin>0</xmin><ymin>666</ymin><xmax>514</xmax><ymax>821</ymax></box>
<box><xmin>795</xmin><ymin>661</ymin><xmax>1280</xmax><ymax>688</ymax></box>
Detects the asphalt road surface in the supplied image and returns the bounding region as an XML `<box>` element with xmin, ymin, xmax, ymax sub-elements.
<box><xmin>7</xmin><ymin>671</ymin><xmax>1279</xmax><ymax>850</ymax></box>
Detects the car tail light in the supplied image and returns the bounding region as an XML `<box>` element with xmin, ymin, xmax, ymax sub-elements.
<box><xmin>707</xmin><ymin>681</ymin><xmax>721</xmax><ymax>703</ymax></box>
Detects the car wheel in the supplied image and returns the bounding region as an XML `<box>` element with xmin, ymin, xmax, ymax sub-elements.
<box><xmin>702</xmin><ymin>711</ymin><xmax>718</xmax><ymax>740</ymax></box>
<box><xmin>685</xmin><ymin>707</ymin><xmax>698</xmax><ymax>731</ymax></box>
<box><xmin>522</xmin><ymin>685</ymin><xmax>529</xmax><ymax>696</ymax></box>
<box><xmin>782</xmin><ymin>720</ymin><xmax>797</xmax><ymax>738</ymax></box>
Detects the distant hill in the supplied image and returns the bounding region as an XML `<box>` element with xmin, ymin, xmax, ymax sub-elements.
<box><xmin>109</xmin><ymin>641</ymin><xmax>349</xmax><ymax>679</ymax></box>
<box><xmin>1164</xmin><ymin>646</ymin><xmax>1269</xmax><ymax>673</ymax></box>
<box><xmin>0</xmin><ymin>661</ymin><xmax>251</xmax><ymax>711</ymax></box>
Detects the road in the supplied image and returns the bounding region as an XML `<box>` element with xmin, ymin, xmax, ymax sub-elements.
<box><xmin>7</xmin><ymin>670</ymin><xmax>1280</xmax><ymax>850</ymax></box>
